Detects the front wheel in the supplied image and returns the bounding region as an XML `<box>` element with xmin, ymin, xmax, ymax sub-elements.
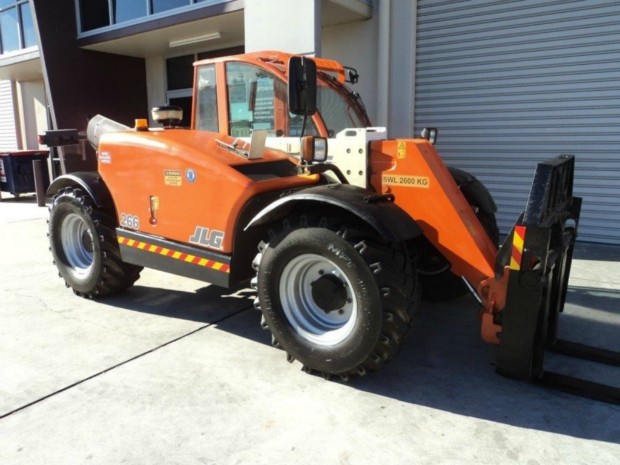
<box><xmin>253</xmin><ymin>216</ymin><xmax>420</xmax><ymax>378</ymax></box>
<box><xmin>48</xmin><ymin>187</ymin><xmax>141</xmax><ymax>298</ymax></box>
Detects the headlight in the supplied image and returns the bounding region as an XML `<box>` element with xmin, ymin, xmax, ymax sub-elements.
<box><xmin>301</xmin><ymin>136</ymin><xmax>328</xmax><ymax>163</ymax></box>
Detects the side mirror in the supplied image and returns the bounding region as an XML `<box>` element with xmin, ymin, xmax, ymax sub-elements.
<box><xmin>288</xmin><ymin>56</ymin><xmax>317</xmax><ymax>116</ymax></box>
<box><xmin>421</xmin><ymin>127</ymin><xmax>438</xmax><ymax>145</ymax></box>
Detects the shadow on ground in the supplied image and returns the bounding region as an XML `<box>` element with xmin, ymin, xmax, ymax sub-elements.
<box><xmin>347</xmin><ymin>287</ymin><xmax>620</xmax><ymax>445</ymax></box>
<box><xmin>101</xmin><ymin>278</ymin><xmax>620</xmax><ymax>444</ymax></box>
<box><xmin>104</xmin><ymin>283</ymin><xmax>252</xmax><ymax>318</ymax></box>
<box><xmin>574</xmin><ymin>241</ymin><xmax>620</xmax><ymax>262</ymax></box>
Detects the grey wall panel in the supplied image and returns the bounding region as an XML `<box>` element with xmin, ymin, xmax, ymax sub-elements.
<box><xmin>415</xmin><ymin>0</ymin><xmax>620</xmax><ymax>244</ymax></box>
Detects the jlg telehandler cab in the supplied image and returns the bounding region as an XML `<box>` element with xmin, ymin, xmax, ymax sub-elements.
<box><xmin>42</xmin><ymin>51</ymin><xmax>619</xmax><ymax>402</ymax></box>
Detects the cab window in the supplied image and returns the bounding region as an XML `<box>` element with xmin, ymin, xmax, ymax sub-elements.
<box><xmin>195</xmin><ymin>64</ymin><xmax>218</xmax><ymax>132</ymax></box>
<box><xmin>317</xmin><ymin>83</ymin><xmax>366</xmax><ymax>137</ymax></box>
<box><xmin>225</xmin><ymin>62</ymin><xmax>317</xmax><ymax>137</ymax></box>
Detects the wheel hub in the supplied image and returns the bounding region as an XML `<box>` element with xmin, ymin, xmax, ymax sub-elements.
<box><xmin>279</xmin><ymin>253</ymin><xmax>358</xmax><ymax>346</ymax></box>
<box><xmin>311</xmin><ymin>274</ymin><xmax>347</xmax><ymax>313</ymax></box>
<box><xmin>81</xmin><ymin>230</ymin><xmax>94</xmax><ymax>253</ymax></box>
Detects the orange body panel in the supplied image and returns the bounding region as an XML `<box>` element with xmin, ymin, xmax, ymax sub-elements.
<box><xmin>369</xmin><ymin>139</ymin><xmax>496</xmax><ymax>287</ymax></box>
<box><xmin>98</xmin><ymin>129</ymin><xmax>318</xmax><ymax>253</ymax></box>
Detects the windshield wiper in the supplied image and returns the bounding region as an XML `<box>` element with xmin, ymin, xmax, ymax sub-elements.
<box><xmin>216</xmin><ymin>138</ymin><xmax>250</xmax><ymax>158</ymax></box>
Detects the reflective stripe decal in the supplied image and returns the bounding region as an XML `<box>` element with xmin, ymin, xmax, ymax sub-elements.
<box><xmin>510</xmin><ymin>225</ymin><xmax>526</xmax><ymax>270</ymax></box>
<box><xmin>118</xmin><ymin>236</ymin><xmax>230</xmax><ymax>273</ymax></box>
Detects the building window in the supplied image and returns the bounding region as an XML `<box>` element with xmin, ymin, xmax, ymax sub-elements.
<box><xmin>166</xmin><ymin>54</ymin><xmax>194</xmax><ymax>91</ymax></box>
<box><xmin>165</xmin><ymin>53</ymin><xmax>195</xmax><ymax>127</ymax></box>
<box><xmin>152</xmin><ymin>0</ymin><xmax>188</xmax><ymax>15</ymax></box>
<box><xmin>0</xmin><ymin>0</ymin><xmax>35</xmax><ymax>55</ymax></box>
<box><xmin>114</xmin><ymin>0</ymin><xmax>147</xmax><ymax>24</ymax></box>
<box><xmin>19</xmin><ymin>2</ymin><xmax>35</xmax><ymax>47</ymax></box>
<box><xmin>79</xmin><ymin>0</ymin><xmax>109</xmax><ymax>32</ymax></box>
<box><xmin>79</xmin><ymin>0</ymin><xmax>227</xmax><ymax>33</ymax></box>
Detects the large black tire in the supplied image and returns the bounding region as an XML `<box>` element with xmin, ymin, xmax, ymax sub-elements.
<box><xmin>420</xmin><ymin>168</ymin><xmax>499</xmax><ymax>302</ymax></box>
<box><xmin>252</xmin><ymin>214</ymin><xmax>420</xmax><ymax>379</ymax></box>
<box><xmin>48</xmin><ymin>187</ymin><xmax>142</xmax><ymax>298</ymax></box>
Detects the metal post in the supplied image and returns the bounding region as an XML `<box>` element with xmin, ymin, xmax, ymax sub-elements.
<box><xmin>32</xmin><ymin>159</ymin><xmax>46</xmax><ymax>207</ymax></box>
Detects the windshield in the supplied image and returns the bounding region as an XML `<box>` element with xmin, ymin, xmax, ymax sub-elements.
<box><xmin>194</xmin><ymin>61</ymin><xmax>369</xmax><ymax>138</ymax></box>
<box><xmin>317</xmin><ymin>80</ymin><xmax>367</xmax><ymax>137</ymax></box>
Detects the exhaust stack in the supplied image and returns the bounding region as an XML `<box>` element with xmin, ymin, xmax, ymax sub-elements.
<box><xmin>87</xmin><ymin>115</ymin><xmax>129</xmax><ymax>150</ymax></box>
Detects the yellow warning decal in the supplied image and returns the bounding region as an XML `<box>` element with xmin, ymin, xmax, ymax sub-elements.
<box><xmin>164</xmin><ymin>170</ymin><xmax>182</xmax><ymax>186</ymax></box>
<box><xmin>397</xmin><ymin>140</ymin><xmax>407</xmax><ymax>159</ymax></box>
<box><xmin>382</xmin><ymin>174</ymin><xmax>430</xmax><ymax>188</ymax></box>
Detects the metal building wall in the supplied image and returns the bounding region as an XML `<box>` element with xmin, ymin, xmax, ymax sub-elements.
<box><xmin>414</xmin><ymin>0</ymin><xmax>620</xmax><ymax>244</ymax></box>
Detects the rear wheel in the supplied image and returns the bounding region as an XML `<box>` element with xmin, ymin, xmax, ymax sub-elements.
<box><xmin>48</xmin><ymin>187</ymin><xmax>142</xmax><ymax>298</ymax></box>
<box><xmin>253</xmin><ymin>215</ymin><xmax>420</xmax><ymax>378</ymax></box>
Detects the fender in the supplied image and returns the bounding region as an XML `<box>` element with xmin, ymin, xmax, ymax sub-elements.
<box><xmin>245</xmin><ymin>184</ymin><xmax>422</xmax><ymax>242</ymax></box>
<box><xmin>46</xmin><ymin>172</ymin><xmax>114</xmax><ymax>210</ymax></box>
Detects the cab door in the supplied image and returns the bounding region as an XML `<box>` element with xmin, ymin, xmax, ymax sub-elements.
<box><xmin>194</xmin><ymin>59</ymin><xmax>323</xmax><ymax>139</ymax></box>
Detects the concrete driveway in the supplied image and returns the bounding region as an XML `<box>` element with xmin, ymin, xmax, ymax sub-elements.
<box><xmin>1</xmin><ymin>197</ymin><xmax>619</xmax><ymax>464</ymax></box>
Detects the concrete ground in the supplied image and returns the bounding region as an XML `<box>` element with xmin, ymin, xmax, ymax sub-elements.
<box><xmin>1</xmin><ymin>195</ymin><xmax>619</xmax><ymax>465</ymax></box>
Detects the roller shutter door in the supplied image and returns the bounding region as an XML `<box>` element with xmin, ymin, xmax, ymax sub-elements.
<box><xmin>0</xmin><ymin>80</ymin><xmax>18</xmax><ymax>151</ymax></box>
<box><xmin>414</xmin><ymin>0</ymin><xmax>620</xmax><ymax>244</ymax></box>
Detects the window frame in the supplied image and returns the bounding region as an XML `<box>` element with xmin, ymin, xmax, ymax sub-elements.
<box><xmin>76</xmin><ymin>0</ymin><xmax>230</xmax><ymax>35</ymax></box>
<box><xmin>0</xmin><ymin>0</ymin><xmax>35</xmax><ymax>55</ymax></box>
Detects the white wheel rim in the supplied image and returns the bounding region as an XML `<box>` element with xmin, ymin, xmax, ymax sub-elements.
<box><xmin>60</xmin><ymin>212</ymin><xmax>94</xmax><ymax>278</ymax></box>
<box><xmin>279</xmin><ymin>253</ymin><xmax>357</xmax><ymax>346</ymax></box>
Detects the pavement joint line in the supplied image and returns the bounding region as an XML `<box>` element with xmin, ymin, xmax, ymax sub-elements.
<box><xmin>0</xmin><ymin>304</ymin><xmax>253</xmax><ymax>420</ymax></box>
<box><xmin>0</xmin><ymin>218</ymin><xmax>48</xmax><ymax>225</ymax></box>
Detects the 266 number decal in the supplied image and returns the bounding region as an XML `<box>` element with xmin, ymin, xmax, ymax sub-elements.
<box><xmin>120</xmin><ymin>213</ymin><xmax>140</xmax><ymax>229</ymax></box>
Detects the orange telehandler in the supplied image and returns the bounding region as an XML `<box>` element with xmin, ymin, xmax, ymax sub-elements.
<box><xmin>41</xmin><ymin>51</ymin><xmax>618</xmax><ymax>402</ymax></box>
